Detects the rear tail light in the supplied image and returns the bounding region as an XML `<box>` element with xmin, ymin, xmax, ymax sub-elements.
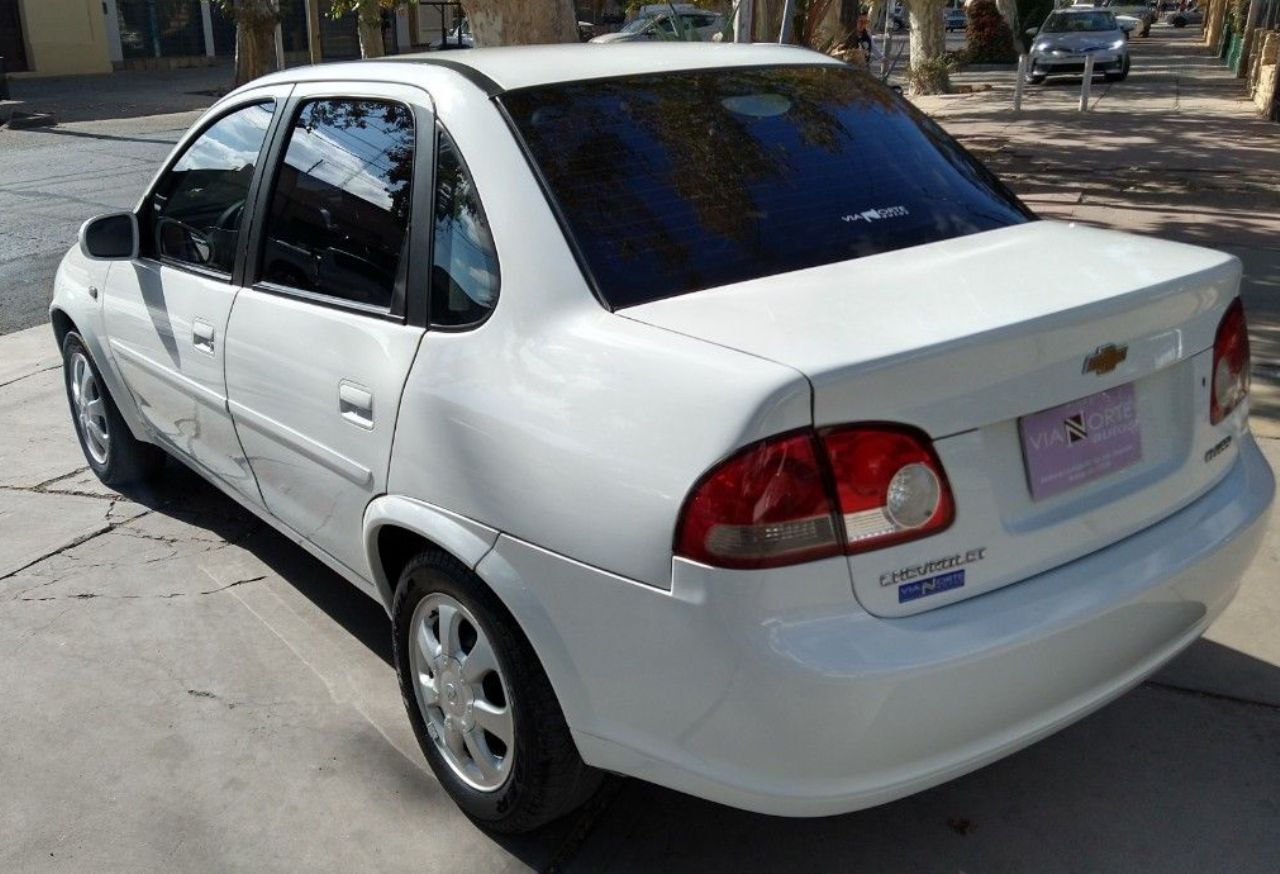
<box><xmin>674</xmin><ymin>431</ymin><xmax>841</xmax><ymax>570</ymax></box>
<box><xmin>820</xmin><ymin>425</ymin><xmax>955</xmax><ymax>554</ymax></box>
<box><xmin>674</xmin><ymin>425</ymin><xmax>954</xmax><ymax>570</ymax></box>
<box><xmin>1210</xmin><ymin>297</ymin><xmax>1250</xmax><ymax>426</ymax></box>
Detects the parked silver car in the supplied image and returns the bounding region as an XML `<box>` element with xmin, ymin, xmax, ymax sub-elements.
<box><xmin>1028</xmin><ymin>8</ymin><xmax>1131</xmax><ymax>83</ymax></box>
<box><xmin>590</xmin><ymin>3</ymin><xmax>725</xmax><ymax>42</ymax></box>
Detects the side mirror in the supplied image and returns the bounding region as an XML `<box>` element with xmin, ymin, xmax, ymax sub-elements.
<box><xmin>1025</xmin><ymin>26</ymin><xmax>1039</xmax><ymax>37</ymax></box>
<box><xmin>79</xmin><ymin>212</ymin><xmax>139</xmax><ymax>261</ymax></box>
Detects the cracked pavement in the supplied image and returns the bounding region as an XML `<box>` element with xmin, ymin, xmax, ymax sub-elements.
<box><xmin>1</xmin><ymin>29</ymin><xmax>1279</xmax><ymax>874</ymax></box>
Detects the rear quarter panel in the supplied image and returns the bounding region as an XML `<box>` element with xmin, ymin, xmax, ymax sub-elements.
<box><xmin>387</xmin><ymin>69</ymin><xmax>812</xmax><ymax>589</ymax></box>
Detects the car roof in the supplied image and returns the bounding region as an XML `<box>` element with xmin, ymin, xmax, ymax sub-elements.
<box><xmin>248</xmin><ymin>43</ymin><xmax>839</xmax><ymax>96</ymax></box>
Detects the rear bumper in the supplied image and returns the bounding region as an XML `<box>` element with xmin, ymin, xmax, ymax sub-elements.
<box><xmin>482</xmin><ymin>434</ymin><xmax>1273</xmax><ymax>817</ymax></box>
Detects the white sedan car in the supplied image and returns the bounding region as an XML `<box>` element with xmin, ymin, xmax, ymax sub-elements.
<box><xmin>53</xmin><ymin>45</ymin><xmax>1273</xmax><ymax>832</ymax></box>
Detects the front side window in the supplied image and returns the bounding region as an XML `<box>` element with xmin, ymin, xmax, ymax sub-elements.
<box><xmin>501</xmin><ymin>66</ymin><xmax>1033</xmax><ymax>309</ymax></box>
<box><xmin>430</xmin><ymin>129</ymin><xmax>499</xmax><ymax>327</ymax></box>
<box><xmin>260</xmin><ymin>98</ymin><xmax>415</xmax><ymax>310</ymax></box>
<box><xmin>148</xmin><ymin>101</ymin><xmax>275</xmax><ymax>275</ymax></box>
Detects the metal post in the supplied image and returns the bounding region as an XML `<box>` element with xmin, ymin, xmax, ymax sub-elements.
<box><xmin>880</xmin><ymin>5</ymin><xmax>893</xmax><ymax>80</ymax></box>
<box><xmin>1014</xmin><ymin>54</ymin><xmax>1027</xmax><ymax>111</ymax></box>
<box><xmin>779</xmin><ymin>0</ymin><xmax>795</xmax><ymax>43</ymax></box>
<box><xmin>1079</xmin><ymin>53</ymin><xmax>1094</xmax><ymax>111</ymax></box>
<box><xmin>200</xmin><ymin>0</ymin><xmax>216</xmax><ymax>58</ymax></box>
<box><xmin>0</xmin><ymin>57</ymin><xmax>8</xmax><ymax>102</ymax></box>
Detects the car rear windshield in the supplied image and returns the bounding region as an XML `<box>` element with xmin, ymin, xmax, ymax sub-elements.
<box><xmin>499</xmin><ymin>65</ymin><xmax>1034</xmax><ymax>309</ymax></box>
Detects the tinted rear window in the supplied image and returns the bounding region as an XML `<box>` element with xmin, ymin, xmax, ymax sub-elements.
<box><xmin>500</xmin><ymin>65</ymin><xmax>1033</xmax><ymax>309</ymax></box>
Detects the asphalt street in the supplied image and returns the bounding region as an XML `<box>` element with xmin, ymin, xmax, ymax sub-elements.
<box><xmin>0</xmin><ymin>113</ymin><xmax>198</xmax><ymax>334</ymax></box>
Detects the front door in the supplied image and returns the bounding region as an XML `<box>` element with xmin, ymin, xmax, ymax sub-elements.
<box><xmin>104</xmin><ymin>88</ymin><xmax>289</xmax><ymax>501</ymax></box>
<box><xmin>224</xmin><ymin>85</ymin><xmax>430</xmax><ymax>577</ymax></box>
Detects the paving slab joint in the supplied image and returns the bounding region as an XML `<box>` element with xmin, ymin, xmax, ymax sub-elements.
<box><xmin>16</xmin><ymin>574</ymin><xmax>267</xmax><ymax>603</ymax></box>
<box><xmin>1143</xmin><ymin>679</ymin><xmax>1280</xmax><ymax>712</ymax></box>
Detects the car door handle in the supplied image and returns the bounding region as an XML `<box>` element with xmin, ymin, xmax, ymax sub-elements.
<box><xmin>338</xmin><ymin>380</ymin><xmax>374</xmax><ymax>430</ymax></box>
<box><xmin>192</xmin><ymin>319</ymin><xmax>215</xmax><ymax>355</ymax></box>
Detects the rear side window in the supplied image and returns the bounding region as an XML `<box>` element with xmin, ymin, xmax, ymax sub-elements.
<box><xmin>429</xmin><ymin>129</ymin><xmax>499</xmax><ymax>327</ymax></box>
<box><xmin>260</xmin><ymin>98</ymin><xmax>415</xmax><ymax>310</ymax></box>
<box><xmin>148</xmin><ymin>101</ymin><xmax>275</xmax><ymax>275</ymax></box>
<box><xmin>501</xmin><ymin>66</ymin><xmax>1033</xmax><ymax>309</ymax></box>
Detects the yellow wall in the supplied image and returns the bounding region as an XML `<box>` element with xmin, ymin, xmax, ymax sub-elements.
<box><xmin>17</xmin><ymin>0</ymin><xmax>112</xmax><ymax>76</ymax></box>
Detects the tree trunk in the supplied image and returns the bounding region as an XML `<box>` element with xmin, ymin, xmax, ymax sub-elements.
<box><xmin>866</xmin><ymin>0</ymin><xmax>884</xmax><ymax>35</ymax></box>
<box><xmin>753</xmin><ymin>0</ymin><xmax>785</xmax><ymax>40</ymax></box>
<box><xmin>356</xmin><ymin>0</ymin><xmax>385</xmax><ymax>58</ymax></box>
<box><xmin>905</xmin><ymin>0</ymin><xmax>948</xmax><ymax>94</ymax></box>
<box><xmin>229</xmin><ymin>0</ymin><xmax>280</xmax><ymax>87</ymax></box>
<box><xmin>994</xmin><ymin>0</ymin><xmax>1023</xmax><ymax>52</ymax></box>
<box><xmin>462</xmin><ymin>0</ymin><xmax>579</xmax><ymax>46</ymax></box>
<box><xmin>906</xmin><ymin>0</ymin><xmax>945</xmax><ymax>63</ymax></box>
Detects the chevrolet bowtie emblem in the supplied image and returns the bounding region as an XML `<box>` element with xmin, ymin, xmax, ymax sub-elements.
<box><xmin>1083</xmin><ymin>343</ymin><xmax>1128</xmax><ymax>376</ymax></box>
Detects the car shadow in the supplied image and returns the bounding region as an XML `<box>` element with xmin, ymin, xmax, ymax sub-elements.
<box><xmin>111</xmin><ymin>461</ymin><xmax>1280</xmax><ymax>871</ymax></box>
<box><xmin>111</xmin><ymin>462</ymin><xmax>594</xmax><ymax>866</ymax></box>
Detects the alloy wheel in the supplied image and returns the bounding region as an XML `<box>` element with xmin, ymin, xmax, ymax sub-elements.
<box><xmin>408</xmin><ymin>592</ymin><xmax>515</xmax><ymax>791</ymax></box>
<box><xmin>70</xmin><ymin>351</ymin><xmax>109</xmax><ymax>465</ymax></box>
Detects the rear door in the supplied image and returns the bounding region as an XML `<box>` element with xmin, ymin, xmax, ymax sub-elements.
<box><xmin>104</xmin><ymin>89</ymin><xmax>288</xmax><ymax>502</ymax></box>
<box><xmin>224</xmin><ymin>83</ymin><xmax>431</xmax><ymax>578</ymax></box>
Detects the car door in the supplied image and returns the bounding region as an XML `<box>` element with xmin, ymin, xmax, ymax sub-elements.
<box><xmin>103</xmin><ymin>86</ymin><xmax>290</xmax><ymax>502</ymax></box>
<box><xmin>223</xmin><ymin>83</ymin><xmax>432</xmax><ymax>578</ymax></box>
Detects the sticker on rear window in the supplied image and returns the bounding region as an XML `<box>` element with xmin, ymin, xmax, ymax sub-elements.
<box><xmin>842</xmin><ymin>205</ymin><xmax>909</xmax><ymax>224</ymax></box>
<box><xmin>898</xmin><ymin>570</ymin><xmax>966</xmax><ymax>604</ymax></box>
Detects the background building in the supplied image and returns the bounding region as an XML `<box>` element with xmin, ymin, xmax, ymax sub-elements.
<box><xmin>1</xmin><ymin>0</ymin><xmax>450</xmax><ymax>78</ymax></box>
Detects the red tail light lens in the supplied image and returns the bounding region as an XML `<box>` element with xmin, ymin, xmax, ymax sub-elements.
<box><xmin>674</xmin><ymin>431</ymin><xmax>841</xmax><ymax>570</ymax></box>
<box><xmin>1210</xmin><ymin>297</ymin><xmax>1250</xmax><ymax>426</ymax></box>
<box><xmin>675</xmin><ymin>425</ymin><xmax>955</xmax><ymax>569</ymax></box>
<box><xmin>820</xmin><ymin>425</ymin><xmax>955</xmax><ymax>554</ymax></box>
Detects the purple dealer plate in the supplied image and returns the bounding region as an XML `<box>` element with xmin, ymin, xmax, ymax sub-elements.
<box><xmin>1019</xmin><ymin>383</ymin><xmax>1142</xmax><ymax>501</ymax></box>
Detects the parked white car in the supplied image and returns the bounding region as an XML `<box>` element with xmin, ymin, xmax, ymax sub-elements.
<box><xmin>53</xmin><ymin>44</ymin><xmax>1273</xmax><ymax>832</ymax></box>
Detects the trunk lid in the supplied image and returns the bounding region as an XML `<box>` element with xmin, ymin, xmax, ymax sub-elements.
<box><xmin>625</xmin><ymin>222</ymin><xmax>1243</xmax><ymax>616</ymax></box>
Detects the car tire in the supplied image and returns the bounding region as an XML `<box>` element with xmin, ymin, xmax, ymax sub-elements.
<box><xmin>392</xmin><ymin>550</ymin><xmax>603</xmax><ymax>833</ymax></box>
<box><xmin>1172</xmin><ymin>16</ymin><xmax>1186</xmax><ymax>26</ymax></box>
<box><xmin>1105</xmin><ymin>56</ymin><xmax>1131</xmax><ymax>82</ymax></box>
<box><xmin>1028</xmin><ymin>74</ymin><xmax>1046</xmax><ymax>84</ymax></box>
<box><xmin>62</xmin><ymin>331</ymin><xmax>166</xmax><ymax>487</ymax></box>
